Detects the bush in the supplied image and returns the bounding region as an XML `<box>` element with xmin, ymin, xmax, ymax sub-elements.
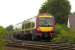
<box><xmin>0</xmin><ymin>26</ymin><xmax>7</xmax><ymax>50</ymax></box>
<box><xmin>52</xmin><ymin>24</ymin><xmax>75</xmax><ymax>43</ymax></box>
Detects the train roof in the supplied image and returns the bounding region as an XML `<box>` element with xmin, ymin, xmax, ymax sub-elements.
<box><xmin>37</xmin><ymin>13</ymin><xmax>54</xmax><ymax>18</ymax></box>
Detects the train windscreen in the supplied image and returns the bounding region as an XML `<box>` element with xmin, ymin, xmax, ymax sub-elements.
<box><xmin>39</xmin><ymin>18</ymin><xmax>54</xmax><ymax>27</ymax></box>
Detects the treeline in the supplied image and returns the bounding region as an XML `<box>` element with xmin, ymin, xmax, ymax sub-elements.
<box><xmin>39</xmin><ymin>0</ymin><xmax>71</xmax><ymax>24</ymax></box>
<box><xmin>0</xmin><ymin>25</ymin><xmax>14</xmax><ymax>50</ymax></box>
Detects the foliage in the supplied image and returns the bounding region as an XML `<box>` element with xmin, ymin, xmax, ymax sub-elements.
<box><xmin>0</xmin><ymin>26</ymin><xmax>7</xmax><ymax>50</ymax></box>
<box><xmin>39</xmin><ymin>0</ymin><xmax>71</xmax><ymax>24</ymax></box>
<box><xmin>0</xmin><ymin>26</ymin><xmax>7</xmax><ymax>39</ymax></box>
<box><xmin>5</xmin><ymin>25</ymin><xmax>14</xmax><ymax>35</ymax></box>
<box><xmin>39</xmin><ymin>2</ymin><xmax>48</xmax><ymax>13</ymax></box>
<box><xmin>6</xmin><ymin>25</ymin><xmax>14</xmax><ymax>31</ymax></box>
<box><xmin>52</xmin><ymin>24</ymin><xmax>75</xmax><ymax>43</ymax></box>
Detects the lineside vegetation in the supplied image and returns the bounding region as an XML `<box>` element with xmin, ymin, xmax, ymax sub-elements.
<box><xmin>52</xmin><ymin>24</ymin><xmax>75</xmax><ymax>43</ymax></box>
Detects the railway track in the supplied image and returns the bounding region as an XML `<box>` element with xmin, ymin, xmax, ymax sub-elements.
<box><xmin>6</xmin><ymin>40</ymin><xmax>51</xmax><ymax>50</ymax></box>
<box><xmin>6</xmin><ymin>40</ymin><xmax>75</xmax><ymax>50</ymax></box>
<box><xmin>5</xmin><ymin>34</ymin><xmax>75</xmax><ymax>50</ymax></box>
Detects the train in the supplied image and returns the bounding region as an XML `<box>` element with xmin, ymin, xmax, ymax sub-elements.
<box><xmin>13</xmin><ymin>13</ymin><xmax>56</xmax><ymax>41</ymax></box>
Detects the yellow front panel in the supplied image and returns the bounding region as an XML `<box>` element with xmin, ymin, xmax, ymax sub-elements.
<box><xmin>38</xmin><ymin>27</ymin><xmax>54</xmax><ymax>32</ymax></box>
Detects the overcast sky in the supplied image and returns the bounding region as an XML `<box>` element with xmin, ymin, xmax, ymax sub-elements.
<box><xmin>0</xmin><ymin>0</ymin><xmax>75</xmax><ymax>27</ymax></box>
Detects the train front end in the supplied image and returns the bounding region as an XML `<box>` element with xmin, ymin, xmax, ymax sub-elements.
<box><xmin>36</xmin><ymin>14</ymin><xmax>55</xmax><ymax>41</ymax></box>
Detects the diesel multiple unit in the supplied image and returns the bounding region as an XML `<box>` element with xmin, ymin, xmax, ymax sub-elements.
<box><xmin>14</xmin><ymin>13</ymin><xmax>56</xmax><ymax>41</ymax></box>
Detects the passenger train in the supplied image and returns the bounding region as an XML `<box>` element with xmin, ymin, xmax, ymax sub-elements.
<box><xmin>14</xmin><ymin>13</ymin><xmax>56</xmax><ymax>41</ymax></box>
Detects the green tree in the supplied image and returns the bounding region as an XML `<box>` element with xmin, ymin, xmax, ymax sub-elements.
<box><xmin>6</xmin><ymin>25</ymin><xmax>14</xmax><ymax>31</ymax></box>
<box><xmin>39</xmin><ymin>0</ymin><xmax>71</xmax><ymax>24</ymax></box>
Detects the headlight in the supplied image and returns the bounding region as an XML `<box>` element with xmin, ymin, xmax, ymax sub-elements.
<box><xmin>37</xmin><ymin>27</ymin><xmax>40</xmax><ymax>31</ymax></box>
